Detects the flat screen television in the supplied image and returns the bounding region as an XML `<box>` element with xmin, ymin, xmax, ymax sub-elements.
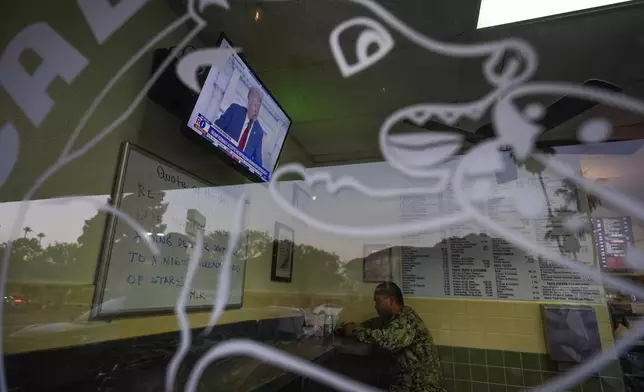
<box><xmin>186</xmin><ymin>34</ymin><xmax>291</xmax><ymax>182</ymax></box>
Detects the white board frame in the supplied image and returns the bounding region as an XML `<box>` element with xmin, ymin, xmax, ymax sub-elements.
<box><xmin>90</xmin><ymin>142</ymin><xmax>248</xmax><ymax>320</ymax></box>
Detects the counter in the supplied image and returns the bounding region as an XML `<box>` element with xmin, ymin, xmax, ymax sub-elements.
<box><xmin>6</xmin><ymin>317</ymin><xmax>377</xmax><ymax>392</ymax></box>
<box><xmin>177</xmin><ymin>337</ymin><xmax>375</xmax><ymax>392</ymax></box>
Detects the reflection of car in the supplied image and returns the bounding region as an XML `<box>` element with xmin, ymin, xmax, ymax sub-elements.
<box><xmin>4</xmin><ymin>293</ymin><xmax>56</xmax><ymax>311</ymax></box>
<box><xmin>4</xmin><ymin>295</ymin><xmax>32</xmax><ymax>309</ymax></box>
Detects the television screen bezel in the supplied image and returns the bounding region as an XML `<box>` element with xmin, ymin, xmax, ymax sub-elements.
<box><xmin>184</xmin><ymin>32</ymin><xmax>293</xmax><ymax>183</ymax></box>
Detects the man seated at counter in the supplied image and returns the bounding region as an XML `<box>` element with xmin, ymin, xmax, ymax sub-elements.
<box><xmin>343</xmin><ymin>282</ymin><xmax>446</xmax><ymax>392</ymax></box>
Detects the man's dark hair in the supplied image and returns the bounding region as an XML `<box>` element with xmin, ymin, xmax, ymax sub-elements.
<box><xmin>375</xmin><ymin>281</ymin><xmax>404</xmax><ymax>306</ymax></box>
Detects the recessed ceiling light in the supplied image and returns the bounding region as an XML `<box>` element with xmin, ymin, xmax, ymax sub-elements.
<box><xmin>477</xmin><ymin>0</ymin><xmax>633</xmax><ymax>29</ymax></box>
<box><xmin>312</xmin><ymin>195</ymin><xmax>317</xmax><ymax>200</ymax></box>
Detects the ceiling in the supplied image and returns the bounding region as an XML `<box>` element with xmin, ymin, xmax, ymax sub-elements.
<box><xmin>169</xmin><ymin>0</ymin><xmax>644</xmax><ymax>166</ymax></box>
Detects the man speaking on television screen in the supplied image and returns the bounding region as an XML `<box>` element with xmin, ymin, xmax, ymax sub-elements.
<box><xmin>215</xmin><ymin>87</ymin><xmax>265</xmax><ymax>167</ymax></box>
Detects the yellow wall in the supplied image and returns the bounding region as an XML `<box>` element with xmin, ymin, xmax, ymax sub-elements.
<box><xmin>306</xmin><ymin>291</ymin><xmax>614</xmax><ymax>354</ymax></box>
<box><xmin>301</xmin><ymin>247</ymin><xmax>614</xmax><ymax>354</ymax></box>
<box><xmin>5</xmin><ymin>284</ymin><xmax>615</xmax><ymax>355</ymax></box>
<box><xmin>411</xmin><ymin>298</ymin><xmax>613</xmax><ymax>353</ymax></box>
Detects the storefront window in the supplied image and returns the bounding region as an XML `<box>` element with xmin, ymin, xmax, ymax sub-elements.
<box><xmin>2</xmin><ymin>1</ymin><xmax>644</xmax><ymax>391</ymax></box>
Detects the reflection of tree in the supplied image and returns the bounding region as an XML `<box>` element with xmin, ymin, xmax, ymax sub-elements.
<box><xmin>512</xmin><ymin>148</ymin><xmax>601</xmax><ymax>258</ymax></box>
<box><xmin>295</xmin><ymin>243</ymin><xmax>345</xmax><ymax>286</ymax></box>
<box><xmin>75</xmin><ymin>191</ymin><xmax>169</xmax><ymax>282</ymax></box>
<box><xmin>3</xmin><ymin>237</ymin><xmax>80</xmax><ymax>281</ymax></box>
<box><xmin>210</xmin><ymin>229</ymin><xmax>345</xmax><ymax>287</ymax></box>
<box><xmin>7</xmin><ymin>238</ymin><xmax>43</xmax><ymax>281</ymax></box>
<box><xmin>544</xmin><ymin>178</ymin><xmax>601</xmax><ymax>259</ymax></box>
<box><xmin>11</xmin><ymin>238</ymin><xmax>40</xmax><ymax>263</ymax></box>
<box><xmin>3</xmin><ymin>190</ymin><xmax>171</xmax><ymax>284</ymax></box>
<box><xmin>241</xmin><ymin>230</ymin><xmax>272</xmax><ymax>259</ymax></box>
<box><xmin>41</xmin><ymin>242</ymin><xmax>79</xmax><ymax>266</ymax></box>
<box><xmin>112</xmin><ymin>191</ymin><xmax>169</xmax><ymax>244</ymax></box>
<box><xmin>209</xmin><ymin>229</ymin><xmax>268</xmax><ymax>261</ymax></box>
<box><xmin>558</xmin><ymin>178</ymin><xmax>601</xmax><ymax>212</ymax></box>
<box><xmin>74</xmin><ymin>209</ymin><xmax>113</xmax><ymax>281</ymax></box>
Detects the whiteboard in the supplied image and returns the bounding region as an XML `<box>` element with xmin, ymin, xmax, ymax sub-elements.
<box><xmin>91</xmin><ymin>142</ymin><xmax>248</xmax><ymax>319</ymax></box>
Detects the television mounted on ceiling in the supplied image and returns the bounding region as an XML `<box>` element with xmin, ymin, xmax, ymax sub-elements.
<box><xmin>186</xmin><ymin>33</ymin><xmax>292</xmax><ymax>183</ymax></box>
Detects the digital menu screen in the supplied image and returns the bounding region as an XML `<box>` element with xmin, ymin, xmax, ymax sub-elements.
<box><xmin>591</xmin><ymin>216</ymin><xmax>634</xmax><ymax>270</ymax></box>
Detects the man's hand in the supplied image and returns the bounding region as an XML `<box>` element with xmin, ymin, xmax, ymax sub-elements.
<box><xmin>343</xmin><ymin>322</ymin><xmax>357</xmax><ymax>335</ymax></box>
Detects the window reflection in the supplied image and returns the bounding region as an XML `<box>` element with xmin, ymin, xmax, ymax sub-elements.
<box><xmin>2</xmin><ymin>0</ymin><xmax>644</xmax><ymax>387</ymax></box>
<box><xmin>2</xmin><ymin>139</ymin><xmax>644</xmax><ymax>389</ymax></box>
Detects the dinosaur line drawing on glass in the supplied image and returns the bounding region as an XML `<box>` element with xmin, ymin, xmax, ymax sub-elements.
<box><xmin>1</xmin><ymin>0</ymin><xmax>644</xmax><ymax>391</ymax></box>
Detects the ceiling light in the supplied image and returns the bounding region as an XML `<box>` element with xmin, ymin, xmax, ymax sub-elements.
<box><xmin>254</xmin><ymin>10</ymin><xmax>261</xmax><ymax>22</ymax></box>
<box><xmin>312</xmin><ymin>195</ymin><xmax>317</xmax><ymax>200</ymax></box>
<box><xmin>477</xmin><ymin>0</ymin><xmax>633</xmax><ymax>29</ymax></box>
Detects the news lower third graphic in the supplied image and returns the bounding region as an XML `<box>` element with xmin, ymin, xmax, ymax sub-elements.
<box><xmin>193</xmin><ymin>113</ymin><xmax>269</xmax><ymax>181</ymax></box>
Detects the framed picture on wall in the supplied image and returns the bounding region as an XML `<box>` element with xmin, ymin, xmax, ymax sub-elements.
<box><xmin>271</xmin><ymin>222</ymin><xmax>295</xmax><ymax>282</ymax></box>
<box><xmin>363</xmin><ymin>244</ymin><xmax>393</xmax><ymax>283</ymax></box>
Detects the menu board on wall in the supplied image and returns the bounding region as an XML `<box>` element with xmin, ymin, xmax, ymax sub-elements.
<box><xmin>399</xmin><ymin>168</ymin><xmax>603</xmax><ymax>303</ymax></box>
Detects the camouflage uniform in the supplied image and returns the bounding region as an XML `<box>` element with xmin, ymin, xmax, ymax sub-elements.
<box><xmin>354</xmin><ymin>306</ymin><xmax>446</xmax><ymax>392</ymax></box>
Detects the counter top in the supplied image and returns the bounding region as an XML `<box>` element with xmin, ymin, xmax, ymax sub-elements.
<box><xmin>333</xmin><ymin>336</ymin><xmax>372</xmax><ymax>356</ymax></box>
<box><xmin>191</xmin><ymin>339</ymin><xmax>335</xmax><ymax>392</ymax></box>
<box><xmin>186</xmin><ymin>337</ymin><xmax>373</xmax><ymax>392</ymax></box>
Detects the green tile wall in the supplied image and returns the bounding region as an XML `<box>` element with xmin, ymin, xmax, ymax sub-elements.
<box><xmin>437</xmin><ymin>346</ymin><xmax>625</xmax><ymax>392</ymax></box>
